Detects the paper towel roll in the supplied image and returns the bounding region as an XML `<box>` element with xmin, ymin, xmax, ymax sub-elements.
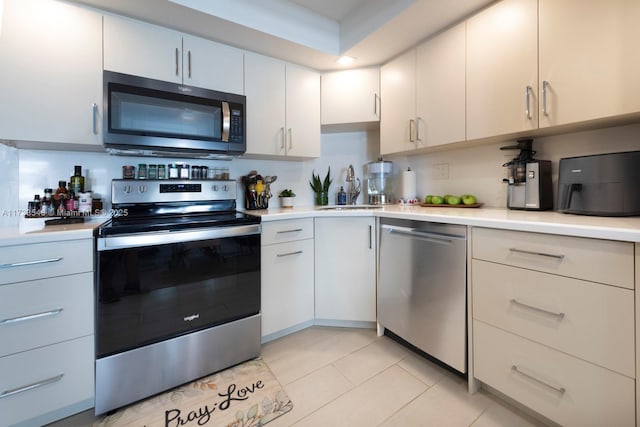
<box><xmin>401</xmin><ymin>169</ymin><xmax>417</xmax><ymax>200</ymax></box>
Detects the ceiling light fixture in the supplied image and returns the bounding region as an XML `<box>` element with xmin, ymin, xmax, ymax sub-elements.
<box><xmin>336</xmin><ymin>55</ymin><xmax>355</xmax><ymax>66</ymax></box>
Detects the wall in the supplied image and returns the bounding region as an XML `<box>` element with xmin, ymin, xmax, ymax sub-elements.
<box><xmin>389</xmin><ymin>122</ymin><xmax>640</xmax><ymax>208</ymax></box>
<box><xmin>0</xmin><ymin>144</ymin><xmax>20</xmax><ymax>227</ymax></box>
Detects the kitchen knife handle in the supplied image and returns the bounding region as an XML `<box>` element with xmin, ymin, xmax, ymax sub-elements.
<box><xmin>542</xmin><ymin>80</ymin><xmax>549</xmax><ymax>116</ymax></box>
<box><xmin>525</xmin><ymin>85</ymin><xmax>532</xmax><ymax>120</ymax></box>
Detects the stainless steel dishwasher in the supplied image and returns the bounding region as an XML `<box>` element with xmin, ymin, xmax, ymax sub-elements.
<box><xmin>378</xmin><ymin>218</ymin><xmax>467</xmax><ymax>373</ymax></box>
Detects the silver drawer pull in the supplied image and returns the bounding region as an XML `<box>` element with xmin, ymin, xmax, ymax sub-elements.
<box><xmin>511</xmin><ymin>365</ymin><xmax>566</xmax><ymax>395</ymax></box>
<box><xmin>508</xmin><ymin>248</ymin><xmax>564</xmax><ymax>260</ymax></box>
<box><xmin>276</xmin><ymin>229</ymin><xmax>303</xmax><ymax>234</ymax></box>
<box><xmin>0</xmin><ymin>257</ymin><xmax>63</xmax><ymax>269</ymax></box>
<box><xmin>0</xmin><ymin>373</ymin><xmax>64</xmax><ymax>399</ymax></box>
<box><xmin>0</xmin><ymin>308</ymin><xmax>64</xmax><ymax>326</ymax></box>
<box><xmin>510</xmin><ymin>299</ymin><xmax>565</xmax><ymax>320</ymax></box>
<box><xmin>277</xmin><ymin>251</ymin><xmax>303</xmax><ymax>257</ymax></box>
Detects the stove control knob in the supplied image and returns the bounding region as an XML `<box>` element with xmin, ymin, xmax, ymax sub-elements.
<box><xmin>212</xmin><ymin>185</ymin><xmax>219</xmax><ymax>192</ymax></box>
<box><xmin>223</xmin><ymin>185</ymin><xmax>229</xmax><ymax>192</ymax></box>
<box><xmin>138</xmin><ymin>185</ymin><xmax>147</xmax><ymax>193</ymax></box>
<box><xmin>123</xmin><ymin>185</ymin><xmax>132</xmax><ymax>194</ymax></box>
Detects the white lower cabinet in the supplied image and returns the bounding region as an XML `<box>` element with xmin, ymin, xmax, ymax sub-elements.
<box><xmin>261</xmin><ymin>219</ymin><xmax>314</xmax><ymax>339</ymax></box>
<box><xmin>314</xmin><ymin>217</ymin><xmax>376</xmax><ymax>322</ymax></box>
<box><xmin>0</xmin><ymin>238</ymin><xmax>94</xmax><ymax>426</ymax></box>
<box><xmin>474</xmin><ymin>321</ymin><xmax>635</xmax><ymax>427</ymax></box>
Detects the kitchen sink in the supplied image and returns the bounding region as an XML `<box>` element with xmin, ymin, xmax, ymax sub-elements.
<box><xmin>318</xmin><ymin>205</ymin><xmax>382</xmax><ymax>211</ymax></box>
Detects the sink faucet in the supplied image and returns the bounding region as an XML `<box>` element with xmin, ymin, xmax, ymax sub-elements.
<box><xmin>346</xmin><ymin>165</ymin><xmax>361</xmax><ymax>205</ymax></box>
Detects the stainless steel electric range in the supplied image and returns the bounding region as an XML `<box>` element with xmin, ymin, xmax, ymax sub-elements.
<box><xmin>94</xmin><ymin>179</ymin><xmax>261</xmax><ymax>415</ymax></box>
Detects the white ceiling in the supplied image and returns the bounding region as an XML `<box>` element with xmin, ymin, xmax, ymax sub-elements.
<box><xmin>71</xmin><ymin>0</ymin><xmax>494</xmax><ymax>71</ymax></box>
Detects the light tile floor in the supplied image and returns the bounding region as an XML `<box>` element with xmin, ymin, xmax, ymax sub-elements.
<box><xmin>49</xmin><ymin>326</ymin><xmax>547</xmax><ymax>427</ymax></box>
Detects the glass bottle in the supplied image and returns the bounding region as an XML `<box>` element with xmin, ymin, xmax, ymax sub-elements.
<box><xmin>70</xmin><ymin>165</ymin><xmax>85</xmax><ymax>194</ymax></box>
<box><xmin>53</xmin><ymin>180</ymin><xmax>68</xmax><ymax>213</ymax></box>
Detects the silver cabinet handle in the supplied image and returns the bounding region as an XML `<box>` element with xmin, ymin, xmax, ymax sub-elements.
<box><xmin>188</xmin><ymin>50</ymin><xmax>192</xmax><ymax>78</ymax></box>
<box><xmin>0</xmin><ymin>308</ymin><xmax>64</xmax><ymax>326</ymax></box>
<box><xmin>525</xmin><ymin>85</ymin><xmax>532</xmax><ymax>120</ymax></box>
<box><xmin>92</xmin><ymin>103</ymin><xmax>98</xmax><ymax>134</ymax></box>
<box><xmin>0</xmin><ymin>373</ymin><xmax>64</xmax><ymax>399</ymax></box>
<box><xmin>288</xmin><ymin>128</ymin><xmax>293</xmax><ymax>150</ymax></box>
<box><xmin>542</xmin><ymin>80</ymin><xmax>549</xmax><ymax>116</ymax></box>
<box><xmin>511</xmin><ymin>365</ymin><xmax>566</xmax><ymax>394</ymax></box>
<box><xmin>416</xmin><ymin>117</ymin><xmax>423</xmax><ymax>144</ymax></box>
<box><xmin>175</xmin><ymin>47</ymin><xmax>180</xmax><ymax>76</ymax></box>
<box><xmin>276</xmin><ymin>229</ymin><xmax>303</xmax><ymax>234</ymax></box>
<box><xmin>369</xmin><ymin>225</ymin><xmax>372</xmax><ymax>249</ymax></box>
<box><xmin>0</xmin><ymin>257</ymin><xmax>63</xmax><ymax>269</ymax></box>
<box><xmin>509</xmin><ymin>248</ymin><xmax>565</xmax><ymax>260</ymax></box>
<box><xmin>409</xmin><ymin>119</ymin><xmax>415</xmax><ymax>143</ymax></box>
<box><xmin>510</xmin><ymin>299</ymin><xmax>565</xmax><ymax>319</ymax></box>
<box><xmin>374</xmin><ymin>93</ymin><xmax>380</xmax><ymax>118</ymax></box>
<box><xmin>280</xmin><ymin>127</ymin><xmax>285</xmax><ymax>150</ymax></box>
<box><xmin>277</xmin><ymin>250</ymin><xmax>303</xmax><ymax>257</ymax></box>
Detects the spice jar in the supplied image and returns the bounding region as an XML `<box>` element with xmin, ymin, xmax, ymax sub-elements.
<box><xmin>148</xmin><ymin>164</ymin><xmax>157</xmax><ymax>180</ymax></box>
<box><xmin>158</xmin><ymin>164</ymin><xmax>167</xmax><ymax>179</ymax></box>
<box><xmin>168</xmin><ymin>164</ymin><xmax>180</xmax><ymax>179</ymax></box>
<box><xmin>137</xmin><ymin>164</ymin><xmax>148</xmax><ymax>179</ymax></box>
<box><xmin>179</xmin><ymin>164</ymin><xmax>190</xmax><ymax>179</ymax></box>
<box><xmin>122</xmin><ymin>165</ymin><xmax>135</xmax><ymax>179</ymax></box>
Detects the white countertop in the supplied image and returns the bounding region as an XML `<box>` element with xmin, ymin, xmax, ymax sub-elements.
<box><xmin>0</xmin><ymin>217</ymin><xmax>105</xmax><ymax>246</ymax></box>
<box><xmin>246</xmin><ymin>205</ymin><xmax>640</xmax><ymax>242</ymax></box>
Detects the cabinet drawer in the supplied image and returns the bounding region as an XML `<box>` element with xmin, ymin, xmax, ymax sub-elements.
<box><xmin>261</xmin><ymin>218</ymin><xmax>314</xmax><ymax>245</ymax></box>
<box><xmin>473</xmin><ymin>321</ymin><xmax>635</xmax><ymax>427</ymax></box>
<box><xmin>0</xmin><ymin>239</ymin><xmax>93</xmax><ymax>285</ymax></box>
<box><xmin>472</xmin><ymin>260</ymin><xmax>634</xmax><ymax>377</ymax></box>
<box><xmin>472</xmin><ymin>227</ymin><xmax>633</xmax><ymax>289</ymax></box>
<box><xmin>0</xmin><ymin>335</ymin><xmax>95</xmax><ymax>427</ymax></box>
<box><xmin>0</xmin><ymin>272</ymin><xmax>94</xmax><ymax>357</ymax></box>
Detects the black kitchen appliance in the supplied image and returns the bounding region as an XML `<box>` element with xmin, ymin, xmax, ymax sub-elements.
<box><xmin>501</xmin><ymin>139</ymin><xmax>553</xmax><ymax>210</ymax></box>
<box><xmin>558</xmin><ymin>151</ymin><xmax>640</xmax><ymax>216</ymax></box>
<box><xmin>103</xmin><ymin>71</ymin><xmax>246</xmax><ymax>159</ymax></box>
<box><xmin>94</xmin><ymin>179</ymin><xmax>261</xmax><ymax>414</ymax></box>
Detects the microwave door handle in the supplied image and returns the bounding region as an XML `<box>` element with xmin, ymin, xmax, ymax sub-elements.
<box><xmin>221</xmin><ymin>101</ymin><xmax>230</xmax><ymax>142</ymax></box>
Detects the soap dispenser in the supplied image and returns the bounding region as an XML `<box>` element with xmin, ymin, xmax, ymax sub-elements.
<box><xmin>337</xmin><ymin>186</ymin><xmax>347</xmax><ymax>205</ymax></box>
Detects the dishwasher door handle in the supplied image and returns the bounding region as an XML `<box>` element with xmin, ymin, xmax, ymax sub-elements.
<box><xmin>382</xmin><ymin>224</ymin><xmax>465</xmax><ymax>245</ymax></box>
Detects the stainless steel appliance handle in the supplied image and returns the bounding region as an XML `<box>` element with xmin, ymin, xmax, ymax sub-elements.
<box><xmin>98</xmin><ymin>224</ymin><xmax>261</xmax><ymax>251</ymax></box>
<box><xmin>383</xmin><ymin>224</ymin><xmax>465</xmax><ymax>244</ymax></box>
<box><xmin>511</xmin><ymin>365</ymin><xmax>566</xmax><ymax>394</ymax></box>
<box><xmin>510</xmin><ymin>299</ymin><xmax>565</xmax><ymax>319</ymax></box>
<box><xmin>509</xmin><ymin>247</ymin><xmax>565</xmax><ymax>260</ymax></box>
<box><xmin>0</xmin><ymin>308</ymin><xmax>63</xmax><ymax>326</ymax></box>
<box><xmin>221</xmin><ymin>101</ymin><xmax>230</xmax><ymax>142</ymax></box>
<box><xmin>175</xmin><ymin>48</ymin><xmax>180</xmax><ymax>76</ymax></box>
<box><xmin>0</xmin><ymin>373</ymin><xmax>64</xmax><ymax>399</ymax></box>
<box><xmin>0</xmin><ymin>257</ymin><xmax>63</xmax><ymax>269</ymax></box>
<box><xmin>188</xmin><ymin>50</ymin><xmax>192</xmax><ymax>78</ymax></box>
<box><xmin>525</xmin><ymin>85</ymin><xmax>532</xmax><ymax>119</ymax></box>
<box><xmin>369</xmin><ymin>225</ymin><xmax>372</xmax><ymax>249</ymax></box>
<box><xmin>542</xmin><ymin>80</ymin><xmax>549</xmax><ymax>116</ymax></box>
<box><xmin>277</xmin><ymin>250</ymin><xmax>303</xmax><ymax>257</ymax></box>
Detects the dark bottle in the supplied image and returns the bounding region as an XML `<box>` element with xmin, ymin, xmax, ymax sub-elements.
<box><xmin>42</xmin><ymin>189</ymin><xmax>54</xmax><ymax>215</ymax></box>
<box><xmin>70</xmin><ymin>165</ymin><xmax>85</xmax><ymax>194</ymax></box>
<box><xmin>54</xmin><ymin>180</ymin><xmax>68</xmax><ymax>213</ymax></box>
<box><xmin>28</xmin><ymin>194</ymin><xmax>41</xmax><ymax>216</ymax></box>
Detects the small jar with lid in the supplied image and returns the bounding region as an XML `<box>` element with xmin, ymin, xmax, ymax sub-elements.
<box><xmin>122</xmin><ymin>165</ymin><xmax>135</xmax><ymax>179</ymax></box>
<box><xmin>179</xmin><ymin>164</ymin><xmax>190</xmax><ymax>179</ymax></box>
<box><xmin>157</xmin><ymin>164</ymin><xmax>167</xmax><ymax>179</ymax></box>
<box><xmin>168</xmin><ymin>164</ymin><xmax>180</xmax><ymax>179</ymax></box>
<box><xmin>148</xmin><ymin>164</ymin><xmax>157</xmax><ymax>180</ymax></box>
<box><xmin>137</xmin><ymin>164</ymin><xmax>148</xmax><ymax>179</ymax></box>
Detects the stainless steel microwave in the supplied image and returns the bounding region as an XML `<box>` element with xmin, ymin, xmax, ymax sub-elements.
<box><xmin>103</xmin><ymin>70</ymin><xmax>246</xmax><ymax>159</ymax></box>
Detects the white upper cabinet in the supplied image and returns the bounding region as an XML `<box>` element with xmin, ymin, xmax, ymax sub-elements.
<box><xmin>466</xmin><ymin>0</ymin><xmax>538</xmax><ymax>141</ymax></box>
<box><xmin>0</xmin><ymin>0</ymin><xmax>102</xmax><ymax>146</ymax></box>
<box><xmin>380</xmin><ymin>49</ymin><xmax>417</xmax><ymax>155</ymax></box>
<box><xmin>538</xmin><ymin>0</ymin><xmax>640</xmax><ymax>128</ymax></box>
<box><xmin>416</xmin><ymin>22</ymin><xmax>466</xmax><ymax>147</ymax></box>
<box><xmin>245</xmin><ymin>52</ymin><xmax>320</xmax><ymax>158</ymax></box>
<box><xmin>103</xmin><ymin>15</ymin><xmax>244</xmax><ymax>94</ymax></box>
<box><xmin>321</xmin><ymin>68</ymin><xmax>380</xmax><ymax>125</ymax></box>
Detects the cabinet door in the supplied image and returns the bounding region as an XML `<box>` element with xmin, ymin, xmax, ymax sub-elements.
<box><xmin>261</xmin><ymin>239</ymin><xmax>314</xmax><ymax>337</ymax></box>
<box><xmin>380</xmin><ymin>49</ymin><xmax>417</xmax><ymax>155</ymax></box>
<box><xmin>416</xmin><ymin>22</ymin><xmax>466</xmax><ymax>147</ymax></box>
<box><xmin>104</xmin><ymin>14</ymin><xmax>182</xmax><ymax>83</ymax></box>
<box><xmin>0</xmin><ymin>0</ymin><xmax>102</xmax><ymax>145</ymax></box>
<box><xmin>321</xmin><ymin>68</ymin><xmax>380</xmax><ymax>125</ymax></box>
<box><xmin>539</xmin><ymin>0</ymin><xmax>640</xmax><ymax>127</ymax></box>
<box><xmin>182</xmin><ymin>35</ymin><xmax>244</xmax><ymax>94</ymax></box>
<box><xmin>315</xmin><ymin>217</ymin><xmax>376</xmax><ymax>322</ymax></box>
<box><xmin>466</xmin><ymin>0</ymin><xmax>538</xmax><ymax>140</ymax></box>
<box><xmin>244</xmin><ymin>53</ymin><xmax>287</xmax><ymax>156</ymax></box>
<box><xmin>285</xmin><ymin>64</ymin><xmax>321</xmax><ymax>158</ymax></box>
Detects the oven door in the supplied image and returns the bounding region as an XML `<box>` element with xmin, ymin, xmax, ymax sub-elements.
<box><xmin>95</xmin><ymin>224</ymin><xmax>260</xmax><ymax>358</ymax></box>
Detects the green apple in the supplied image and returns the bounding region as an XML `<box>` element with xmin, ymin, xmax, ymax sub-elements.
<box><xmin>461</xmin><ymin>194</ymin><xmax>477</xmax><ymax>205</ymax></box>
<box><xmin>424</xmin><ymin>195</ymin><xmax>433</xmax><ymax>204</ymax></box>
<box><xmin>446</xmin><ymin>195</ymin><xmax>461</xmax><ymax>205</ymax></box>
<box><xmin>431</xmin><ymin>195</ymin><xmax>444</xmax><ymax>204</ymax></box>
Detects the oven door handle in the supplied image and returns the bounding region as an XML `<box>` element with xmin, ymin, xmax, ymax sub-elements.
<box><xmin>97</xmin><ymin>224</ymin><xmax>261</xmax><ymax>251</ymax></box>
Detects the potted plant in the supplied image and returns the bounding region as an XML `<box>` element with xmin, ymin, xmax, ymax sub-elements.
<box><xmin>278</xmin><ymin>189</ymin><xmax>296</xmax><ymax>208</ymax></box>
<box><xmin>309</xmin><ymin>167</ymin><xmax>332</xmax><ymax>205</ymax></box>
